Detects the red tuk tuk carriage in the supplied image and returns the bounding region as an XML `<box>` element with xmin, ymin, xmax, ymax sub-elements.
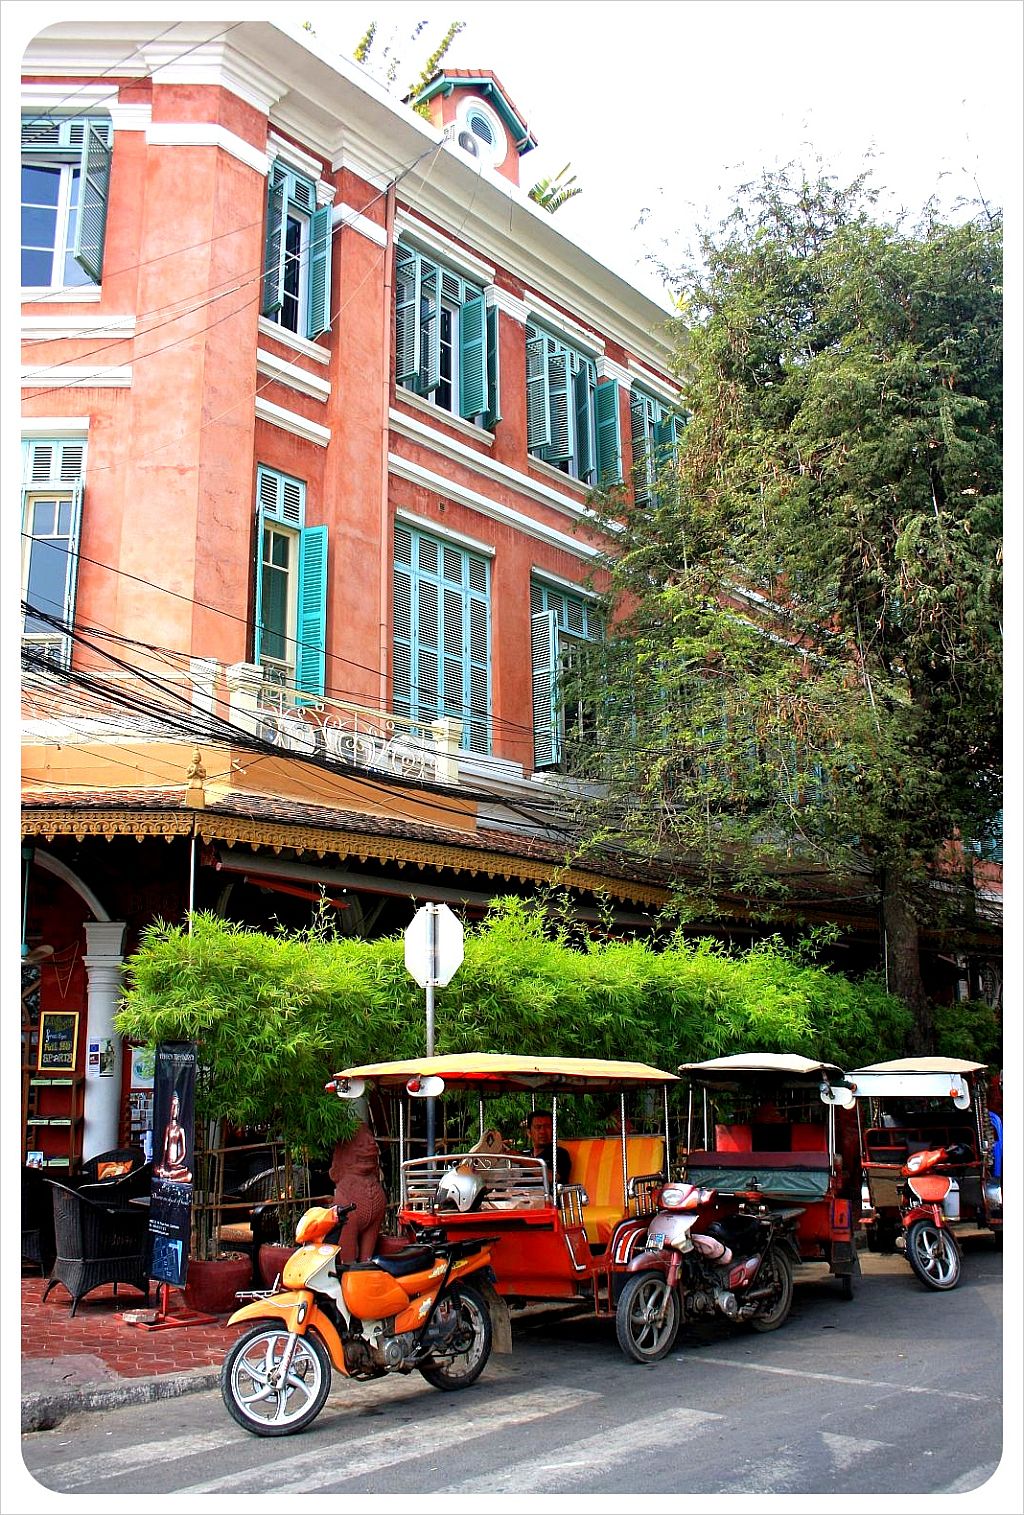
<box><xmin>327</xmin><ymin>1053</ymin><xmax>679</xmax><ymax>1357</ymax></box>
<box><xmin>850</xmin><ymin>1056</ymin><xmax>1002</xmax><ymax>1290</ymax></box>
<box><xmin>675</xmin><ymin>1053</ymin><xmax>862</xmax><ymax>1298</ymax></box>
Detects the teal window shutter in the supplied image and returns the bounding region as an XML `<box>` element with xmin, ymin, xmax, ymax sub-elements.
<box><xmin>295</xmin><ymin>524</ymin><xmax>328</xmax><ymax>701</ymax></box>
<box><xmin>62</xmin><ymin>479</ymin><xmax>84</xmax><ymax>642</ymax></box>
<box><xmin>573</xmin><ymin>365</ymin><xmax>594</xmax><ymax>482</ymax></box>
<box><xmin>526</xmin><ymin>329</ymin><xmax>551</xmax><ymax>450</ymax></box>
<box><xmin>395</xmin><ymin>246</ymin><xmax>420</xmax><ymax>381</ymax></box>
<box><xmin>595</xmin><ymin>379</ymin><xmax>623</xmax><ymax>485</ymax></box>
<box><xmin>261</xmin><ymin>175</ymin><xmax>286</xmax><ymax>316</ymax></box>
<box><xmin>484</xmin><ymin>304</ymin><xmax>501</xmax><ymax>428</ymax></box>
<box><xmin>545</xmin><ymin>345</ymin><xmax>572</xmax><ymax>461</ymax></box>
<box><xmin>418</xmin><ymin>260</ymin><xmax>440</xmax><ymax>394</ymax></box>
<box><xmin>305</xmin><ymin>205</ymin><xmax>332</xmax><ymax>339</ymax></box>
<box><xmin>73</xmin><ymin>123</ymin><xmax>112</xmax><ymax>283</ymax></box>
<box><xmin>531</xmin><ymin>609</ymin><xmax>561</xmax><ymax>768</ymax></box>
<box><xmin>458</xmin><ymin>293</ymin><xmax>487</xmax><ymax>418</ymax></box>
<box><xmin>630</xmin><ymin>390</ymin><xmax>651</xmax><ymax>503</ymax></box>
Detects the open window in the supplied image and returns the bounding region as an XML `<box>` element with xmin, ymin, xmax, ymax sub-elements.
<box><xmin>253</xmin><ymin>467</ymin><xmax>328</xmax><ymax>702</ymax></box>
<box><xmin>261</xmin><ymin>163</ymin><xmax>332</xmax><ymax>340</ymax></box>
<box><xmin>394</xmin><ymin>243</ymin><xmax>499</xmax><ymax>427</ymax></box>
<box><xmin>21</xmin><ymin>115</ymin><xmax>112</xmax><ymax>290</ymax></box>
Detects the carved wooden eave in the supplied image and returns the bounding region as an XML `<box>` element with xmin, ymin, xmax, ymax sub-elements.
<box><xmin>20</xmin><ymin>806</ymin><xmax>671</xmax><ymax>910</ymax></box>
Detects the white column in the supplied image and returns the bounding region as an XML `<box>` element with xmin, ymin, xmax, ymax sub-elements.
<box><xmin>82</xmin><ymin>921</ymin><xmax>127</xmax><ymax>1159</ymax></box>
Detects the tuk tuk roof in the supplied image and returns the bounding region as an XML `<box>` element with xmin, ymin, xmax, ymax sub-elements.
<box><xmin>677</xmin><ymin>1052</ymin><xmax>847</xmax><ymax>1085</ymax></box>
<box><xmin>851</xmin><ymin>1057</ymin><xmax>986</xmax><ymax>1075</ymax></box>
<box><xmin>330</xmin><ymin>1053</ymin><xmax>678</xmax><ymax>1092</ymax></box>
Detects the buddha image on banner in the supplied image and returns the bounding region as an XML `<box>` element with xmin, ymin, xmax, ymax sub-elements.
<box><xmin>148</xmin><ymin>1042</ymin><xmax>197</xmax><ymax>1287</ymax></box>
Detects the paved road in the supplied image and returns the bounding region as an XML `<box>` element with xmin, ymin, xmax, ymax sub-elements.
<box><xmin>17</xmin><ymin>1243</ymin><xmax>1008</xmax><ymax>1504</ymax></box>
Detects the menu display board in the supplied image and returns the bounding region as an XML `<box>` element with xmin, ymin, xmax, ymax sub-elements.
<box><xmin>37</xmin><ymin>1011</ymin><xmax>79</xmax><ymax>1071</ymax></box>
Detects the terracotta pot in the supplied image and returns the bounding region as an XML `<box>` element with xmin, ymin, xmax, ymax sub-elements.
<box><xmin>182</xmin><ymin>1256</ymin><xmax>252</xmax><ymax>1315</ymax></box>
<box><xmin>258</xmin><ymin>1243</ymin><xmax>297</xmax><ymax>1288</ymax></box>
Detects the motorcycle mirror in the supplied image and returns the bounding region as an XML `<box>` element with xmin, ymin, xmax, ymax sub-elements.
<box><xmin>818</xmin><ymin>1080</ymin><xmax>856</xmax><ymax>1109</ymax></box>
<box><xmin>406</xmin><ymin>1075</ymin><xmax>445</xmax><ymax>1098</ymax></box>
<box><xmin>326</xmin><ymin>1076</ymin><xmax>366</xmax><ymax>1100</ymax></box>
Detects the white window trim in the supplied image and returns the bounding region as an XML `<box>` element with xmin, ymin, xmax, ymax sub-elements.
<box><xmin>254</xmin><ymin>396</ymin><xmax>331</xmax><ymax>447</ymax></box>
<box><xmin>627</xmin><ymin>360</ymin><xmax>679</xmax><ymax>405</ymax></box>
<box><xmin>532</xmin><ymin>569</ymin><xmax>601</xmax><ymax>602</ymax></box>
<box><xmin>257</xmin><ymin>315</ymin><xmax>330</xmax><ymax>365</ymax></box>
<box><xmin>278</xmin><ymin>203</ymin><xmax>310</xmax><ymax>339</ymax></box>
<box><xmin>526</xmin><ymin>298</ymin><xmax>604</xmax><ymax>358</ymax></box>
<box><xmin>255</xmin><ymin>348</ymin><xmax>331</xmax><ymax>402</ymax></box>
<box><xmin>394</xmin><ymin>210</ymin><xmax>496</xmax><ymax>286</ymax></box>
<box><xmin>22</xmin><ymin>366</ymin><xmax>132</xmax><ymax>389</ymax></box>
<box><xmin>267</xmin><ymin>131</ymin><xmax>326</xmax><ymax>184</ymax></box>
<box><xmin>21</xmin><ymin>419</ymin><xmax>90</xmax><ymax>438</ymax></box>
<box><xmin>395</xmin><ymin>510</ymin><xmax>496</xmax><ymax>559</ymax></box>
<box><xmin>259</xmin><ymin>520</ymin><xmax>300</xmax><ymax>685</ymax></box>
<box><xmin>529</xmin><ymin>453</ymin><xmax>591</xmax><ymax>495</ymax></box>
<box><xmin>22</xmin><ymin>315</ymin><xmax>136</xmax><ymax>342</ymax></box>
<box><xmin>332</xmin><ymin>201</ymin><xmax>388</xmax><ymax>247</ymax></box>
<box><xmin>21</xmin><ymin>84</ymin><xmax>117</xmax><ymax>112</ymax></box>
<box><xmin>394</xmin><ymin>385</ymin><xmax>494</xmax><ymax>446</ymax></box>
<box><xmin>21</xmin><ymin>287</ymin><xmax>102</xmax><ymax>305</ymax></box>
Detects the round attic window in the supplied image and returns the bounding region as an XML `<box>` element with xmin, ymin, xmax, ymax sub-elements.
<box><xmin>455</xmin><ymin>97</ymin><xmax>506</xmax><ymax>168</ymax></box>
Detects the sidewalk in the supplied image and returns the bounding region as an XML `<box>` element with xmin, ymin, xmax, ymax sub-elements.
<box><xmin>21</xmin><ymin>1274</ymin><xmax>245</xmax><ymax>1432</ymax></box>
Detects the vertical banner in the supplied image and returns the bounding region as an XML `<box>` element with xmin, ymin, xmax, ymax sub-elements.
<box><xmin>148</xmin><ymin>1041</ymin><xmax>197</xmax><ymax>1287</ymax></box>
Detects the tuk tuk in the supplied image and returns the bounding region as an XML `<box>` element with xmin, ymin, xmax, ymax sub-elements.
<box><xmin>676</xmin><ymin>1053</ymin><xmax>862</xmax><ymax>1298</ymax></box>
<box><xmin>849</xmin><ymin>1056</ymin><xmax>1002</xmax><ymax>1290</ymax></box>
<box><xmin>327</xmin><ymin>1053</ymin><xmax>679</xmax><ymax>1358</ymax></box>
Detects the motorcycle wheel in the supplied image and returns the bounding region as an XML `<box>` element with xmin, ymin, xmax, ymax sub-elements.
<box><xmin>615</xmin><ymin>1272</ymin><xmax>680</xmax><ymax>1363</ymax></box>
<box><xmin>748</xmin><ymin>1246</ymin><xmax>794</xmax><ymax>1332</ymax></box>
<box><xmin>418</xmin><ymin>1283</ymin><xmax>492</xmax><ymax>1391</ymax></box>
<box><xmin>221</xmin><ymin>1323</ymin><xmax>332</xmax><ymax>1436</ymax></box>
<box><xmin>905</xmin><ymin>1218</ymin><xmax>961</xmax><ymax>1290</ymax></box>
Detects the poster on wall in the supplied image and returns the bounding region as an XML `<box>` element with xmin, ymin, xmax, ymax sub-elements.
<box><xmin>37</xmin><ymin>1011</ymin><xmax>79</xmax><ymax>1071</ymax></box>
<box><xmin>147</xmin><ymin>1041</ymin><xmax>197</xmax><ymax>1288</ymax></box>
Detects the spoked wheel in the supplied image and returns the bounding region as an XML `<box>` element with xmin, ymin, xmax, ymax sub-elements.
<box><xmin>615</xmin><ymin>1272</ymin><xmax>680</xmax><ymax>1363</ymax></box>
<box><xmin>418</xmin><ymin>1283</ymin><xmax>492</xmax><ymax>1390</ymax></box>
<box><xmin>905</xmin><ymin>1219</ymin><xmax>961</xmax><ymax>1290</ymax></box>
<box><xmin>749</xmin><ymin>1246</ymin><xmax>794</xmax><ymax>1332</ymax></box>
<box><xmin>221</xmin><ymin>1324</ymin><xmax>332</xmax><ymax>1436</ymax></box>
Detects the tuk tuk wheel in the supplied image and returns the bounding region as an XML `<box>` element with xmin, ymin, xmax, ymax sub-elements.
<box><xmin>905</xmin><ymin>1219</ymin><xmax>961</xmax><ymax>1290</ymax></box>
<box><xmin>615</xmin><ymin>1273</ymin><xmax>680</xmax><ymax>1363</ymax></box>
<box><xmin>748</xmin><ymin>1245</ymin><xmax>794</xmax><ymax>1332</ymax></box>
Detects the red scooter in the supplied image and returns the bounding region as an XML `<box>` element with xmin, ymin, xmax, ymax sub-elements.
<box><xmin>897</xmin><ymin>1143</ymin><xmax>974</xmax><ymax>1290</ymax></box>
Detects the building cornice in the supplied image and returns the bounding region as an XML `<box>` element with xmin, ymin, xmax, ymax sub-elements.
<box><xmin>22</xmin><ymin>366</ymin><xmax>132</xmax><ymax>390</ymax></box>
<box><xmin>484</xmin><ymin>286</ymin><xmax>528</xmax><ymax>324</ymax></box>
<box><xmin>256</xmin><ymin>317</ymin><xmax>330</xmax><ymax>366</ymax></box>
<box><xmin>107</xmin><ymin>102</ymin><xmax>152</xmax><ymax>132</ymax></box>
<box><xmin>146</xmin><ymin>120</ymin><xmax>268</xmax><ymax>175</ymax></box>
<box><xmin>334</xmin><ymin>203</ymin><xmax>389</xmax><ymax>248</ymax></box>
<box><xmin>395</xmin><ymin>212</ymin><xmax>496</xmax><ymax>284</ymax></box>
<box><xmin>596</xmin><ymin>355</ymin><xmax>634</xmax><ymax>388</ymax></box>
<box><xmin>22</xmin><ymin>315</ymin><xmax>136</xmax><ymax>343</ymax></box>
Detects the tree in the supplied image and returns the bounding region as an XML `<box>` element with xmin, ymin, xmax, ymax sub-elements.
<box><xmin>529</xmin><ymin>162</ymin><xmax>583</xmax><ymax>214</ymax></box>
<box><xmin>572</xmin><ymin>169</ymin><xmax>1002</xmax><ymax>1046</ymax></box>
<box><xmin>348</xmin><ymin>18</ymin><xmax>465</xmax><ymax>112</ymax></box>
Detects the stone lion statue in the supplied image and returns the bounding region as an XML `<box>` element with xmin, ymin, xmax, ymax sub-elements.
<box><xmin>329</xmin><ymin>1122</ymin><xmax>387</xmax><ymax>1262</ymax></box>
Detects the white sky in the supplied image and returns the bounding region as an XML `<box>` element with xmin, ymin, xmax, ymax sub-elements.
<box><xmin>304</xmin><ymin>0</ymin><xmax>1023</xmax><ymax>305</ymax></box>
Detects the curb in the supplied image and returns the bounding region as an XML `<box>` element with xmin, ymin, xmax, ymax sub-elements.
<box><xmin>22</xmin><ymin>1366</ymin><xmax>220</xmax><ymax>1433</ymax></box>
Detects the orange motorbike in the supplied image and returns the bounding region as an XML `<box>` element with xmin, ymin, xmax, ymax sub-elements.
<box><xmin>221</xmin><ymin>1202</ymin><xmax>508</xmax><ymax>1436</ymax></box>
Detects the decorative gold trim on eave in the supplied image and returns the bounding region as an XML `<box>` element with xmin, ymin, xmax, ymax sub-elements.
<box><xmin>20</xmin><ymin>808</ymin><xmax>669</xmax><ymax>909</ymax></box>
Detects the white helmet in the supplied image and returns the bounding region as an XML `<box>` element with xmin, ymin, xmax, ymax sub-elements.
<box><xmin>435</xmin><ymin>1169</ymin><xmax>486</xmax><ymax>1213</ymax></box>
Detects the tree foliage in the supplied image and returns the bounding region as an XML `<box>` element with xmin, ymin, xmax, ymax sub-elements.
<box><xmin>529</xmin><ymin>162</ymin><xmax>583</xmax><ymax>214</ymax></box>
<box><xmin>573</xmin><ymin>169</ymin><xmax>1002</xmax><ymax>1043</ymax></box>
<box><xmin>116</xmin><ymin>902</ymin><xmax>926</xmax><ymax>1153</ymax></box>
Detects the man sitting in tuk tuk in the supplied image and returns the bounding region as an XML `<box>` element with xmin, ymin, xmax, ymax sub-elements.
<box><xmin>525</xmin><ymin>1111</ymin><xmax>572</xmax><ymax>1187</ymax></box>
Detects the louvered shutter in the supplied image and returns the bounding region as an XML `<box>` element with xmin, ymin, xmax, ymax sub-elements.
<box><xmin>531</xmin><ymin>609</ymin><xmax>561</xmax><ymax>768</ymax></box>
<box><xmin>458</xmin><ymin>293</ymin><xmax>487</xmax><ymax>418</ymax></box>
<box><xmin>442</xmin><ymin>584</ymin><xmax>465</xmax><ymax>719</ymax></box>
<box><xmin>295</xmin><ymin>524</ymin><xmax>328</xmax><ymax>701</ymax></box>
<box><xmin>73</xmin><ymin>123</ymin><xmax>112</xmax><ymax>283</ymax></box>
<box><xmin>62</xmin><ymin>480</ymin><xmax>84</xmax><ymax>653</ymax></box>
<box><xmin>393</xmin><ymin>526</ymin><xmax>413</xmax><ymax>718</ymax></box>
<box><xmin>545</xmin><ymin>346</ymin><xmax>572</xmax><ymax>461</ymax></box>
<box><xmin>24</xmin><ymin>438</ymin><xmax>86</xmax><ymax>485</ymax></box>
<box><xmin>418</xmin><ymin>261</ymin><xmax>440</xmax><ymax>394</ymax></box>
<box><xmin>254</xmin><ymin>467</ymin><xmax>305</xmax><ymax>666</ymax></box>
<box><xmin>526</xmin><ymin>329</ymin><xmax>551</xmax><ymax>450</ymax></box>
<box><xmin>394</xmin><ymin>247</ymin><xmax>419</xmax><ymax>381</ymax></box>
<box><xmin>484</xmin><ymin>304</ymin><xmax>501</xmax><ymax>429</ymax></box>
<box><xmin>595</xmin><ymin>379</ymin><xmax>622</xmax><ymax>486</ymax></box>
<box><xmin>630</xmin><ymin>391</ymin><xmax>650</xmax><ymax>503</ymax></box>
<box><xmin>261</xmin><ymin>174</ymin><xmax>286</xmax><ymax>316</ymax></box>
<box><xmin>573</xmin><ymin>365</ymin><xmax>594</xmax><ymax>482</ymax></box>
<box><xmin>305</xmin><ymin>205</ymin><xmax>332</xmax><ymax>339</ymax></box>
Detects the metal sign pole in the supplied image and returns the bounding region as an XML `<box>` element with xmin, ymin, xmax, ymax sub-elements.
<box><xmin>426</xmin><ymin>904</ymin><xmax>437</xmax><ymax>1157</ymax></box>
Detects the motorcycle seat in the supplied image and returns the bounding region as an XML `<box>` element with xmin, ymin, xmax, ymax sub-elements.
<box><xmin>364</xmin><ymin>1246</ymin><xmax>436</xmax><ymax>1277</ymax></box>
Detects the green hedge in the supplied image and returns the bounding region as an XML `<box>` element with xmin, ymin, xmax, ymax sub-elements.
<box><xmin>117</xmin><ymin>900</ymin><xmax>960</xmax><ymax>1151</ymax></box>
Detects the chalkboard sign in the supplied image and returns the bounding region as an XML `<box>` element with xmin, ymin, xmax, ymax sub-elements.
<box><xmin>37</xmin><ymin>1011</ymin><xmax>79</xmax><ymax>1071</ymax></box>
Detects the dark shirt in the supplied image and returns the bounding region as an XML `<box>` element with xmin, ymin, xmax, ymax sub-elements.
<box><xmin>530</xmin><ymin>1143</ymin><xmax>572</xmax><ymax>1187</ymax></box>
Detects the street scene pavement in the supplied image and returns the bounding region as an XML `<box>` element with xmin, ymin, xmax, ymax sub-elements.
<box><xmin>17</xmin><ymin>1240</ymin><xmax>1007</xmax><ymax>1504</ymax></box>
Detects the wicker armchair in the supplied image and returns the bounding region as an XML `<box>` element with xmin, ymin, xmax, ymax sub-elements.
<box><xmin>42</xmin><ymin>1182</ymin><xmax>151</xmax><ymax>1316</ymax></box>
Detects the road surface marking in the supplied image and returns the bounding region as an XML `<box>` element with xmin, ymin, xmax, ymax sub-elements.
<box><xmin>821</xmin><ymin>1431</ymin><xmax>893</xmax><ymax>1470</ymax></box>
<box><xmin>177</xmin><ymin>1385</ymin><xmax>601</xmax><ymax>1494</ymax></box>
<box><xmin>435</xmin><ymin>1406</ymin><xmax>722</xmax><ymax>1494</ymax></box>
<box><xmin>29</xmin><ymin>1428</ymin><xmax>241</xmax><ymax>1492</ymax></box>
<box><xmin>685</xmin><ymin>1356</ymin><xmax>987</xmax><ymax>1401</ymax></box>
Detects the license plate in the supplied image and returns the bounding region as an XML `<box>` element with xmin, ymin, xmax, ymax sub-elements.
<box><xmin>647</xmin><ymin>1231</ymin><xmax>665</xmax><ymax>1250</ymax></box>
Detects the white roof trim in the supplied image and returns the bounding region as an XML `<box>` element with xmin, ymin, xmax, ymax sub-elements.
<box><xmin>395</xmin><ymin>510</ymin><xmax>496</xmax><ymax>559</ymax></box>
